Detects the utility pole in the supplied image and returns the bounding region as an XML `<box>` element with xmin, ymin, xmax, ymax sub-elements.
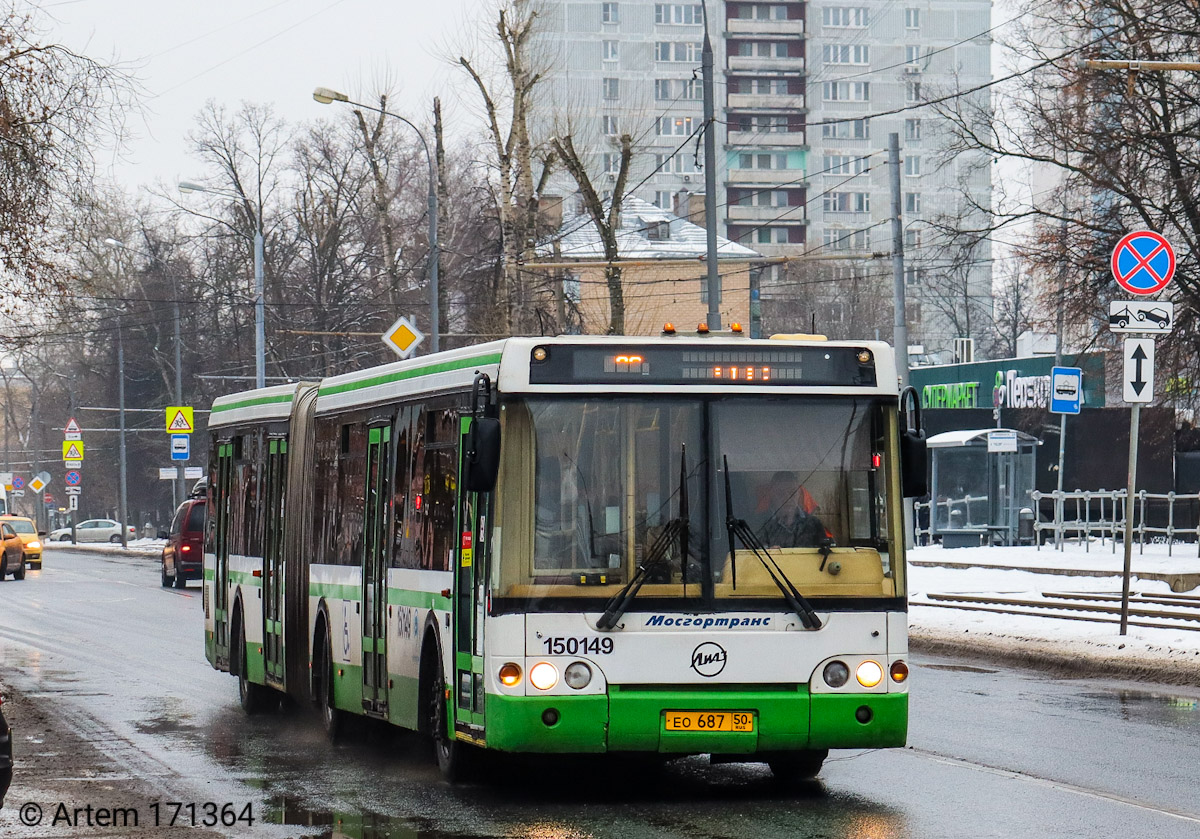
<box><xmin>117</xmin><ymin>317</ymin><xmax>129</xmax><ymax>550</ymax></box>
<box><xmin>254</xmin><ymin>227</ymin><xmax>265</xmax><ymax>389</ymax></box>
<box><xmin>701</xmin><ymin>1</ymin><xmax>721</xmax><ymax>331</ymax></box>
<box><xmin>1053</xmin><ymin>218</ymin><xmax>1068</xmax><ymax>550</ymax></box>
<box><xmin>173</xmin><ymin>275</ymin><xmax>185</xmax><ymax>507</ymax></box>
<box><xmin>888</xmin><ymin>133</ymin><xmax>910</xmax><ymax>388</ymax></box>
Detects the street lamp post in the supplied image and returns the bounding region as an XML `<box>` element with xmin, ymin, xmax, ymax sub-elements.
<box><xmin>178</xmin><ymin>182</ymin><xmax>266</xmax><ymax>388</ymax></box>
<box><xmin>312</xmin><ymin>87</ymin><xmax>440</xmax><ymax>353</ymax></box>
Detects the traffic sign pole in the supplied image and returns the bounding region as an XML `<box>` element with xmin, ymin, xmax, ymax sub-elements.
<box><xmin>1120</xmin><ymin>404</ymin><xmax>1139</xmax><ymax>636</ymax></box>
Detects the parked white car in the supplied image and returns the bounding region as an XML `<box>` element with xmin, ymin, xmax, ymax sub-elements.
<box><xmin>48</xmin><ymin>519</ymin><xmax>137</xmax><ymax>543</ymax></box>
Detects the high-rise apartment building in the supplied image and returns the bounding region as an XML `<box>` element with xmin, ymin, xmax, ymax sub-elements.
<box><xmin>533</xmin><ymin>1</ymin><xmax>993</xmax><ymax>355</ymax></box>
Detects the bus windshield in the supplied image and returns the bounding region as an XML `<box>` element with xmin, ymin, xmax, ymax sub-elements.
<box><xmin>492</xmin><ymin>396</ymin><xmax>901</xmax><ymax>611</ymax></box>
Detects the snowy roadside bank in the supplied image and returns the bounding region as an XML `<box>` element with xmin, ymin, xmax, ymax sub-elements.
<box><xmin>42</xmin><ymin>539</ymin><xmax>164</xmax><ymax>559</ymax></box>
<box><xmin>908</xmin><ymin>544</ymin><xmax>1200</xmax><ymax>685</ymax></box>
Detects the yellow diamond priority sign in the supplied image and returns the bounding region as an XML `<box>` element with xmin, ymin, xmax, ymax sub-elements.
<box><xmin>382</xmin><ymin>315</ymin><xmax>425</xmax><ymax>360</ymax></box>
<box><xmin>166</xmin><ymin>406</ymin><xmax>194</xmax><ymax>434</ymax></box>
<box><xmin>62</xmin><ymin>440</ymin><xmax>85</xmax><ymax>462</ymax></box>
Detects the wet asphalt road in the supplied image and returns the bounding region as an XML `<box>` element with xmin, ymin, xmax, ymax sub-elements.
<box><xmin>1</xmin><ymin>548</ymin><xmax>1199</xmax><ymax>838</ymax></box>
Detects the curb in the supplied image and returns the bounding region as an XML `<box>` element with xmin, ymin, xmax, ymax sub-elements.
<box><xmin>910</xmin><ymin>626</ymin><xmax>1200</xmax><ymax>686</ymax></box>
<box><xmin>42</xmin><ymin>544</ymin><xmax>162</xmax><ymax>561</ymax></box>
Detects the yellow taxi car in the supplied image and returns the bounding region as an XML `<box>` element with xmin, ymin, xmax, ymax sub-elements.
<box><xmin>0</xmin><ymin>516</ymin><xmax>43</xmax><ymax>568</ymax></box>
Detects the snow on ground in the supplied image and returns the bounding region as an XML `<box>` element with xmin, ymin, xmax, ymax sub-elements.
<box><xmin>42</xmin><ymin>537</ymin><xmax>165</xmax><ymax>555</ymax></box>
<box><xmin>908</xmin><ymin>543</ymin><xmax>1200</xmax><ymax>682</ymax></box>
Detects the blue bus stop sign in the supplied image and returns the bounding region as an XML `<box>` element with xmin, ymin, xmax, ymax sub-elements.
<box><xmin>1050</xmin><ymin>366</ymin><xmax>1082</xmax><ymax>415</ymax></box>
<box><xmin>170</xmin><ymin>434</ymin><xmax>190</xmax><ymax>461</ymax></box>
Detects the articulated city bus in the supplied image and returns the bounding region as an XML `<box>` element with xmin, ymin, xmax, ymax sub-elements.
<box><xmin>203</xmin><ymin>334</ymin><xmax>925</xmax><ymax>780</ymax></box>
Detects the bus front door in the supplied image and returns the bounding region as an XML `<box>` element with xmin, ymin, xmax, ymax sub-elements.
<box><xmin>362</xmin><ymin>424</ymin><xmax>392</xmax><ymax>716</ymax></box>
<box><xmin>262</xmin><ymin>437</ymin><xmax>288</xmax><ymax>689</ymax></box>
<box><xmin>213</xmin><ymin>441</ymin><xmax>234</xmax><ymax>668</ymax></box>
<box><xmin>452</xmin><ymin>417</ymin><xmax>488</xmax><ymax>741</ymax></box>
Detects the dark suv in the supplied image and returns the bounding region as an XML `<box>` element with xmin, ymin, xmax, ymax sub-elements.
<box><xmin>1</xmin><ymin>693</ymin><xmax>12</xmax><ymax>810</ymax></box>
<box><xmin>161</xmin><ymin>498</ymin><xmax>205</xmax><ymax>589</ymax></box>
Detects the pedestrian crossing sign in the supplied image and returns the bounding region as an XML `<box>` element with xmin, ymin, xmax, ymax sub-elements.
<box><xmin>165</xmin><ymin>406</ymin><xmax>194</xmax><ymax>434</ymax></box>
<box><xmin>62</xmin><ymin>440</ymin><xmax>85</xmax><ymax>462</ymax></box>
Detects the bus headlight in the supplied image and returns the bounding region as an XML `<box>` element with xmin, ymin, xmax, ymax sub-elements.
<box><xmin>564</xmin><ymin>662</ymin><xmax>592</xmax><ymax>689</ymax></box>
<box><xmin>856</xmin><ymin>660</ymin><xmax>884</xmax><ymax>688</ymax></box>
<box><xmin>890</xmin><ymin>660</ymin><xmax>909</xmax><ymax>683</ymax></box>
<box><xmin>822</xmin><ymin>660</ymin><xmax>850</xmax><ymax>688</ymax></box>
<box><xmin>498</xmin><ymin>662</ymin><xmax>522</xmax><ymax>687</ymax></box>
<box><xmin>529</xmin><ymin>662</ymin><xmax>559</xmax><ymax>691</ymax></box>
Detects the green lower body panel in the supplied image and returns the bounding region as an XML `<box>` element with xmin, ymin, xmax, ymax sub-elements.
<box><xmin>483</xmin><ymin>686</ymin><xmax>907</xmax><ymax>755</ymax></box>
<box><xmin>332</xmin><ymin>664</ymin><xmax>364</xmax><ymax>712</ymax></box>
<box><xmin>244</xmin><ymin>641</ymin><xmax>266</xmax><ymax>685</ymax></box>
<box><xmin>809</xmin><ymin>692</ymin><xmax>908</xmax><ymax>749</ymax></box>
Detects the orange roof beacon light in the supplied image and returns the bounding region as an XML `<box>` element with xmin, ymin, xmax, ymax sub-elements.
<box><xmin>662</xmin><ymin>322</ymin><xmax>677</xmax><ymax>335</ymax></box>
<box><xmin>697</xmin><ymin>323</ymin><xmax>710</xmax><ymax>334</ymax></box>
<box><xmin>730</xmin><ymin>322</ymin><xmax>743</xmax><ymax>333</ymax></box>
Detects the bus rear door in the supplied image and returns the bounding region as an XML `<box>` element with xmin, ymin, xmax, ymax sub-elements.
<box><xmin>452</xmin><ymin>416</ymin><xmax>489</xmax><ymax>741</ymax></box>
<box><xmin>212</xmin><ymin>441</ymin><xmax>234</xmax><ymax>668</ymax></box>
<box><xmin>262</xmin><ymin>437</ymin><xmax>287</xmax><ymax>688</ymax></box>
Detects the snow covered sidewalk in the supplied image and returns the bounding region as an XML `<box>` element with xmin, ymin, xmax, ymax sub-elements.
<box><xmin>908</xmin><ymin>544</ymin><xmax>1200</xmax><ymax>685</ymax></box>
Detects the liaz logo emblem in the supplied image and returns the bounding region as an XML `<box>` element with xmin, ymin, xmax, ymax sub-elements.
<box><xmin>690</xmin><ymin>642</ymin><xmax>727</xmax><ymax>677</ymax></box>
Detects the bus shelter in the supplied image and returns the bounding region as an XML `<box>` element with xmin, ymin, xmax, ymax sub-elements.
<box><xmin>927</xmin><ymin>428</ymin><xmax>1039</xmax><ymax>547</ymax></box>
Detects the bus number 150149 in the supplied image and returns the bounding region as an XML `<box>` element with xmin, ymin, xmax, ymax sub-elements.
<box><xmin>541</xmin><ymin>636</ymin><xmax>614</xmax><ymax>655</ymax></box>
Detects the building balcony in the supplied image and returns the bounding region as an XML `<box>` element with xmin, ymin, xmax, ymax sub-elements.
<box><xmin>726</xmin><ymin>130</ymin><xmax>807</xmax><ymax>148</ymax></box>
<box><xmin>727</xmin><ymin>56</ymin><xmax>805</xmax><ymax>73</ymax></box>
<box><xmin>727</xmin><ymin>204</ymin><xmax>808</xmax><ymax>223</ymax></box>
<box><xmin>727</xmin><ymin>169</ymin><xmax>808</xmax><ymax>186</ymax></box>
<box><xmin>726</xmin><ymin>93</ymin><xmax>806</xmax><ymax>110</ymax></box>
<box><xmin>725</xmin><ymin>19</ymin><xmax>805</xmax><ymax>37</ymax></box>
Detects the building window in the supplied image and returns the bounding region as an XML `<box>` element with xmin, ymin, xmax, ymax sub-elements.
<box><xmin>905</xmin><ymin>8</ymin><xmax>920</xmax><ymax>29</ymax></box>
<box><xmin>823</xmin><ymin>154</ymin><xmax>869</xmax><ymax>175</ymax></box>
<box><xmin>823</xmin><ymin>227</ymin><xmax>870</xmax><ymax>250</ymax></box>
<box><xmin>823</xmin><ymin>192</ymin><xmax>870</xmax><ymax>213</ymax></box>
<box><xmin>821</xmin><ymin>118</ymin><xmax>870</xmax><ymax>139</ymax></box>
<box><xmin>905</xmin><ymin>45</ymin><xmax>923</xmax><ymax>67</ymax></box>
<box><xmin>655</xmin><ymin>3</ymin><xmax>704</xmax><ymax>25</ymax></box>
<box><xmin>603</xmin><ymin>153</ymin><xmax>621</xmax><ymax>174</ymax></box>
<box><xmin>602</xmin><ymin>2</ymin><xmax>620</xmax><ymax>24</ymax></box>
<box><xmin>655</xmin><ymin>79</ymin><xmax>671</xmax><ymax>100</ymax></box>
<box><xmin>656</xmin><ymin>41</ymin><xmax>703</xmax><ymax>61</ymax></box>
<box><xmin>904</xmin><ymin>155</ymin><xmax>921</xmax><ymax>176</ymax></box>
<box><xmin>654</xmin><ymin>190</ymin><xmax>673</xmax><ymax>209</ymax></box>
<box><xmin>823</xmin><ymin>44</ymin><xmax>870</xmax><ymax>65</ymax></box>
<box><xmin>603</xmin><ymin>40</ymin><xmax>619</xmax><ymax>61</ymax></box>
<box><xmin>905</xmin><ymin>228</ymin><xmax>922</xmax><ymax>249</ymax></box>
<box><xmin>656</xmin><ymin>152</ymin><xmax>697</xmax><ymax>174</ymax></box>
<box><xmin>822</xmin><ymin>7</ymin><xmax>869</xmax><ymax>27</ymax></box>
<box><xmin>906</xmin><ymin>80</ymin><xmax>922</xmax><ymax>102</ymax></box>
<box><xmin>738</xmin><ymin>152</ymin><xmax>792</xmax><ymax>170</ymax></box>
<box><xmin>602</xmin><ymin>115</ymin><xmax>619</xmax><ymax>135</ymax></box>
<box><xmin>823</xmin><ymin>81</ymin><xmax>870</xmax><ymax>102</ymax></box>
<box><xmin>603</xmin><ymin>77</ymin><xmax>620</xmax><ymax>99</ymax></box>
<box><xmin>905</xmin><ymin>192</ymin><xmax>921</xmax><ymax>213</ymax></box>
<box><xmin>735</xmin><ymin>4</ymin><xmax>790</xmax><ymax>20</ymax></box>
<box><xmin>905</xmin><ymin>265</ymin><xmax>926</xmax><ymax>285</ymax></box>
<box><xmin>657</xmin><ymin>115</ymin><xmax>696</xmax><ymax>136</ymax></box>
<box><xmin>904</xmin><ymin>118</ymin><xmax>922</xmax><ymax>141</ymax></box>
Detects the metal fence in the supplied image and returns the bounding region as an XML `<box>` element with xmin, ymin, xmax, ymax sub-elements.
<box><xmin>1029</xmin><ymin>490</ymin><xmax>1200</xmax><ymax>557</ymax></box>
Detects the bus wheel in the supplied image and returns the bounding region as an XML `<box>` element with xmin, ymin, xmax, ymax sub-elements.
<box><xmin>234</xmin><ymin>614</ymin><xmax>268</xmax><ymax>714</ymax></box>
<box><xmin>315</xmin><ymin>621</ymin><xmax>340</xmax><ymax>740</ymax></box>
<box><xmin>766</xmin><ymin>749</ymin><xmax>828</xmax><ymax>781</ymax></box>
<box><xmin>429</xmin><ymin>659</ymin><xmax>474</xmax><ymax>782</ymax></box>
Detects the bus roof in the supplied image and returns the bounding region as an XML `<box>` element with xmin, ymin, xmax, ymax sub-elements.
<box><xmin>210</xmin><ymin>336</ymin><xmax>901</xmax><ymax>422</ymax></box>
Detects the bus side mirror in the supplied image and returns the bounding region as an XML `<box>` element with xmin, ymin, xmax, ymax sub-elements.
<box><xmin>901</xmin><ymin>430</ymin><xmax>928</xmax><ymax>498</ymax></box>
<box><xmin>899</xmin><ymin>386</ymin><xmax>928</xmax><ymax>498</ymax></box>
<box><xmin>464</xmin><ymin>418</ymin><xmax>501</xmax><ymax>493</ymax></box>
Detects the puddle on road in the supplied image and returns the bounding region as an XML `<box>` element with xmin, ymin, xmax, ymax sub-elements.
<box><xmin>264</xmin><ymin>796</ymin><xmax>468</xmax><ymax>839</ymax></box>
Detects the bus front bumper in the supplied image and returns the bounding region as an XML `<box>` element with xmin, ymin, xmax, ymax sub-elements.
<box><xmin>484</xmin><ymin>686</ymin><xmax>907</xmax><ymax>754</ymax></box>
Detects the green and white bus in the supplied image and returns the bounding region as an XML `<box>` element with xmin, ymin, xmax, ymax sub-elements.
<box><xmin>204</xmin><ymin>334</ymin><xmax>925</xmax><ymax>780</ymax></box>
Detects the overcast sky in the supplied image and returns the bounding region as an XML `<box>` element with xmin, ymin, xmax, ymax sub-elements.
<box><xmin>36</xmin><ymin>0</ymin><xmax>484</xmax><ymax>191</ymax></box>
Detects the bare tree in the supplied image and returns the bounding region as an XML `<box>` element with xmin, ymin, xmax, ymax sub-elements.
<box><xmin>0</xmin><ymin>2</ymin><xmax>134</xmax><ymax>303</ymax></box>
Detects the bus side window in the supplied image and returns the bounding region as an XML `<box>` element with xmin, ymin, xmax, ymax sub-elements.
<box><xmin>313</xmin><ymin>418</ymin><xmax>340</xmax><ymax>564</ymax></box>
<box><xmin>337</xmin><ymin>422</ymin><xmax>367</xmax><ymax>567</ymax></box>
<box><xmin>390</xmin><ymin>405</ymin><xmax>413</xmax><ymax>569</ymax></box>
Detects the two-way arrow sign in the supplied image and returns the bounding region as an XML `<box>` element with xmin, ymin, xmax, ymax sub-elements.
<box><xmin>1123</xmin><ymin>338</ymin><xmax>1155</xmax><ymax>403</ymax></box>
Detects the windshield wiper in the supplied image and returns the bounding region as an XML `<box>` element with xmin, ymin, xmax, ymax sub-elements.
<box><xmin>597</xmin><ymin>446</ymin><xmax>691</xmax><ymax>631</ymax></box>
<box><xmin>722</xmin><ymin>455</ymin><xmax>822</xmax><ymax>630</ymax></box>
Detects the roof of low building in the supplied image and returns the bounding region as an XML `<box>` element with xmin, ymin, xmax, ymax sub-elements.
<box><xmin>539</xmin><ymin>196</ymin><xmax>760</xmax><ymax>261</ymax></box>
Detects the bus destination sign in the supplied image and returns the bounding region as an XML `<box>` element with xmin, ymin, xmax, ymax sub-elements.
<box><xmin>528</xmin><ymin>345</ymin><xmax>878</xmax><ymax>387</ymax></box>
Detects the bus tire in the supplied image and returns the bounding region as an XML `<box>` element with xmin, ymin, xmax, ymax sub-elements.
<box><xmin>766</xmin><ymin>749</ymin><xmax>828</xmax><ymax>781</ymax></box>
<box><xmin>233</xmin><ymin>607</ymin><xmax>268</xmax><ymax>715</ymax></box>
<box><xmin>314</xmin><ymin>615</ymin><xmax>341</xmax><ymax>740</ymax></box>
<box><xmin>425</xmin><ymin>646</ymin><xmax>475</xmax><ymax>782</ymax></box>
